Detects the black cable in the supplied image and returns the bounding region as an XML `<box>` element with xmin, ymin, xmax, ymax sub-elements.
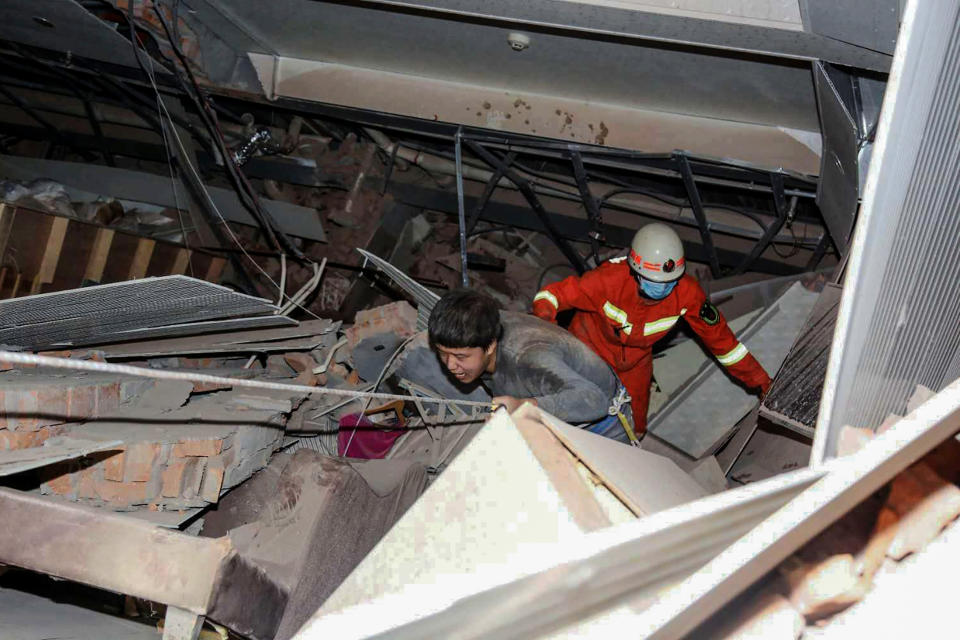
<box><xmin>150</xmin><ymin>4</ymin><xmax>307</xmax><ymax>262</ymax></box>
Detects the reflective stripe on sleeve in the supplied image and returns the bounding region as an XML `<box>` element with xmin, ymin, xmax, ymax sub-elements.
<box><xmin>717</xmin><ymin>343</ymin><xmax>749</xmax><ymax>366</ymax></box>
<box><xmin>533</xmin><ymin>290</ymin><xmax>559</xmax><ymax>309</ymax></box>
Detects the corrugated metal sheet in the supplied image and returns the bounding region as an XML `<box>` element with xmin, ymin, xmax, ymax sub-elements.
<box><xmin>815</xmin><ymin>0</ymin><xmax>960</xmax><ymax>462</ymax></box>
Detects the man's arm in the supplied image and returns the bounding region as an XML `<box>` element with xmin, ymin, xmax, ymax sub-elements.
<box><xmin>531</xmin><ymin>263</ymin><xmax>612</xmax><ymax>323</ymax></box>
<box><xmin>683</xmin><ymin>284</ymin><xmax>772</xmax><ymax>393</ymax></box>
<box><xmin>514</xmin><ymin>348</ymin><xmax>612</xmax><ymax>424</ymax></box>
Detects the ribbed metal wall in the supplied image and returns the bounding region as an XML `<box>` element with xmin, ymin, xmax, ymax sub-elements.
<box><xmin>814</xmin><ymin>0</ymin><xmax>960</xmax><ymax>462</ymax></box>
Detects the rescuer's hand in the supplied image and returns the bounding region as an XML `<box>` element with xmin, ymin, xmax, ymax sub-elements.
<box><xmin>757</xmin><ymin>379</ymin><xmax>772</xmax><ymax>398</ymax></box>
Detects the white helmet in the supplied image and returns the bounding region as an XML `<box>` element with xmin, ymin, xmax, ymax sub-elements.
<box><xmin>628</xmin><ymin>223</ymin><xmax>685</xmax><ymax>282</ymax></box>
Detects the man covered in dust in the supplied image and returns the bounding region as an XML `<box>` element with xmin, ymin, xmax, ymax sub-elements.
<box><xmin>428</xmin><ymin>288</ymin><xmax>618</xmax><ymax>426</ymax></box>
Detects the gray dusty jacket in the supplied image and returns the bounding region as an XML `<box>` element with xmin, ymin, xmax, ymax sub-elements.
<box><xmin>481</xmin><ymin>312</ymin><xmax>618</xmax><ymax>424</ymax></box>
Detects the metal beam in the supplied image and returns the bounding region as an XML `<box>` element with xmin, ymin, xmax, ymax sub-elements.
<box><xmin>731</xmin><ymin>173</ymin><xmax>792</xmax><ymax>275</ymax></box>
<box><xmin>465</xmin><ymin>139</ymin><xmax>586</xmax><ymax>273</ymax></box>
<box><xmin>389</xmin><ymin>183</ymin><xmax>804</xmax><ymax>276</ymax></box>
<box><xmin>0</xmin><ymin>488</ymin><xmax>286</xmax><ymax>639</ymax></box>
<box><xmin>0</xmin><ymin>488</ymin><xmax>225</xmax><ymax>611</ymax></box>
<box><xmin>676</xmin><ymin>153</ymin><xmax>721</xmax><ymax>277</ymax></box>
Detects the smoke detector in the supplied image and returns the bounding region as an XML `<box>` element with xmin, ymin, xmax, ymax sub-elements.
<box><xmin>507</xmin><ymin>33</ymin><xmax>530</xmax><ymax>52</ymax></box>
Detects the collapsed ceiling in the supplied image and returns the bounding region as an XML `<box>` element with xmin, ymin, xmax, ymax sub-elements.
<box><xmin>0</xmin><ymin>0</ymin><xmax>898</xmax><ymax>309</ymax></box>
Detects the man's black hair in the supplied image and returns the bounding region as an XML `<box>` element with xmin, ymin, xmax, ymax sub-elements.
<box><xmin>428</xmin><ymin>288</ymin><xmax>503</xmax><ymax>349</ymax></box>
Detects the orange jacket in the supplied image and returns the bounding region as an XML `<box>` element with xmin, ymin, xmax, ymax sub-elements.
<box><xmin>532</xmin><ymin>258</ymin><xmax>771</xmax><ymax>427</ymax></box>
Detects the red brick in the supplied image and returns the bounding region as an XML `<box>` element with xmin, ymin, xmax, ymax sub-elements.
<box><xmin>199</xmin><ymin>455</ymin><xmax>226</xmax><ymax>502</ymax></box>
<box><xmin>11</xmin><ymin>389</ymin><xmax>40</xmax><ymax>431</ymax></box>
<box><xmin>173</xmin><ymin>438</ymin><xmax>223</xmax><ymax>458</ymax></box>
<box><xmin>76</xmin><ymin>465</ymin><xmax>100</xmax><ymax>499</ymax></box>
<box><xmin>0</xmin><ymin>360</ymin><xmax>34</xmax><ymax>370</ymax></box>
<box><xmin>192</xmin><ymin>380</ymin><xmax>232</xmax><ymax>393</ymax></box>
<box><xmin>95</xmin><ymin>479</ymin><xmax>149</xmax><ymax>505</ymax></box>
<box><xmin>34</xmin><ymin>386</ymin><xmax>69</xmax><ymax>430</ymax></box>
<box><xmin>346</xmin><ymin>301</ymin><xmax>418</xmax><ymax>346</ymax></box>
<box><xmin>124</xmin><ymin>443</ymin><xmax>161</xmax><ymax>482</ymax></box>
<box><xmin>68</xmin><ymin>385</ymin><xmax>95</xmax><ymax>420</ymax></box>
<box><xmin>43</xmin><ymin>465</ymin><xmax>77</xmax><ymax>497</ymax></box>
<box><xmin>94</xmin><ymin>382</ymin><xmax>120</xmax><ymax>417</ymax></box>
<box><xmin>102</xmin><ymin>448</ymin><xmax>127</xmax><ymax>482</ymax></box>
<box><xmin>161</xmin><ymin>460</ymin><xmax>188</xmax><ymax>498</ymax></box>
<box><xmin>0</xmin><ymin>430</ymin><xmax>43</xmax><ymax>450</ymax></box>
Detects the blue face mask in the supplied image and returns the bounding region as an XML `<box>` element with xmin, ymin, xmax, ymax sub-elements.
<box><xmin>640</xmin><ymin>278</ymin><xmax>677</xmax><ymax>300</ymax></box>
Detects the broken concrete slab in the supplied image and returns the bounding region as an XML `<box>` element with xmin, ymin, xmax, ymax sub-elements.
<box><xmin>204</xmin><ymin>450</ymin><xmax>428</xmax><ymax>640</ymax></box>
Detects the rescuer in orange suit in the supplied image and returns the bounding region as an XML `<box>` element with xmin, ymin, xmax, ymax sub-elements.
<box><xmin>532</xmin><ymin>223</ymin><xmax>772</xmax><ymax>435</ymax></box>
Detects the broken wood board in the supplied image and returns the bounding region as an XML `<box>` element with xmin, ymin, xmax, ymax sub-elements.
<box><xmin>648</xmin><ymin>282</ymin><xmax>821</xmax><ymax>460</ymax></box>
<box><xmin>98</xmin><ymin>319</ymin><xmax>337</xmax><ymax>358</ymax></box>
<box><xmin>0</xmin><ymin>438</ymin><xmax>122</xmax><ymax>477</ymax></box>
<box><xmin>513</xmin><ymin>411</ymin><xmax>614</xmax><ymax>533</ymax></box>
<box><xmin>536</xmin><ymin>409</ymin><xmax>707</xmax><ymax>516</ymax></box>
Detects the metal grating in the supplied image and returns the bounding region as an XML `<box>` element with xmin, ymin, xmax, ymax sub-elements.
<box><xmin>0</xmin><ymin>276</ymin><xmax>278</xmax><ymax>349</ymax></box>
<box><xmin>760</xmin><ymin>283</ymin><xmax>842</xmax><ymax>438</ymax></box>
<box><xmin>357</xmin><ymin>249</ymin><xmax>440</xmax><ymax>331</ymax></box>
<box><xmin>815</xmin><ymin>0</ymin><xmax>960</xmax><ymax>462</ymax></box>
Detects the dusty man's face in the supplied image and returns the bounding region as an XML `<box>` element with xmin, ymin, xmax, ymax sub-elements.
<box><xmin>434</xmin><ymin>342</ymin><xmax>495</xmax><ymax>384</ymax></box>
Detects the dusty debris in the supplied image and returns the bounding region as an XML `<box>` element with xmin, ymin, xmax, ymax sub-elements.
<box><xmin>884</xmin><ymin>461</ymin><xmax>960</xmax><ymax>560</ymax></box>
<box><xmin>759</xmin><ymin>432</ymin><xmax>960</xmax><ymax>630</ymax></box>
<box><xmin>781</xmin><ymin>553</ymin><xmax>866</xmax><ymax>621</ymax></box>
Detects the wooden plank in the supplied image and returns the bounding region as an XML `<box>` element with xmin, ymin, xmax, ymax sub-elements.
<box><xmin>204</xmin><ymin>257</ymin><xmax>225</xmax><ymax>283</ymax></box>
<box><xmin>127</xmin><ymin>238</ymin><xmax>156</xmax><ymax>280</ymax></box>
<box><xmin>9</xmin><ymin>272</ymin><xmax>22</xmax><ymax>298</ymax></box>
<box><xmin>50</xmin><ymin>221</ymin><xmax>99</xmax><ymax>293</ymax></box>
<box><xmin>101</xmin><ymin>232</ymin><xmax>138</xmax><ymax>284</ymax></box>
<box><xmin>537</xmin><ymin>409</ymin><xmax>707</xmax><ymax>517</ymax></box>
<box><xmin>84</xmin><ymin>228</ymin><xmax>115</xmax><ymax>283</ymax></box>
<box><xmin>171</xmin><ymin>248</ymin><xmax>191</xmax><ymax>275</ymax></box>
<box><xmin>30</xmin><ymin>216</ymin><xmax>69</xmax><ymax>294</ymax></box>
<box><xmin>513</xmin><ymin>409</ymin><xmax>611</xmax><ymax>533</ymax></box>
<box><xmin>0</xmin><ymin>204</ymin><xmax>15</xmax><ymax>260</ymax></box>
